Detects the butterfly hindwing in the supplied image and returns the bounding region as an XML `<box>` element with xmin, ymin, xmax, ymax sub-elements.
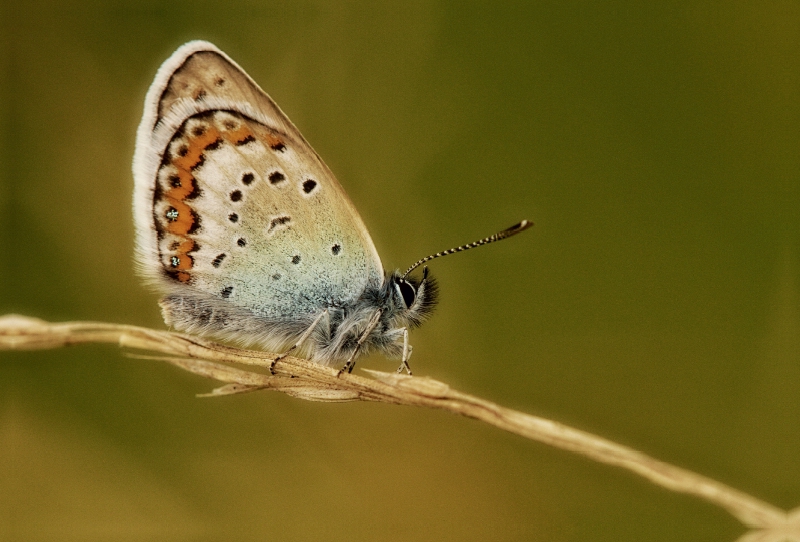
<box><xmin>133</xmin><ymin>41</ymin><xmax>384</xmax><ymax>348</ymax></box>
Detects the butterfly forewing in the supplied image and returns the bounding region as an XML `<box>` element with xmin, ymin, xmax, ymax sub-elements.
<box><xmin>134</xmin><ymin>42</ymin><xmax>384</xmax><ymax>334</ymax></box>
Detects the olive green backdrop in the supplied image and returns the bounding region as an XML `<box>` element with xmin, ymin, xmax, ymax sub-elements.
<box><xmin>1</xmin><ymin>1</ymin><xmax>798</xmax><ymax>541</ymax></box>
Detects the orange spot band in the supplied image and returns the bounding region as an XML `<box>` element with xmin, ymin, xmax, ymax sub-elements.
<box><xmin>172</xmin><ymin>126</ymin><xmax>222</xmax><ymax>172</ymax></box>
<box><xmin>166</xmin><ymin>169</ymin><xmax>196</xmax><ymax>200</ymax></box>
<box><xmin>223</xmin><ymin>124</ymin><xmax>255</xmax><ymax>145</ymax></box>
<box><xmin>165</xmin><ymin>199</ymin><xmax>195</xmax><ymax>236</ymax></box>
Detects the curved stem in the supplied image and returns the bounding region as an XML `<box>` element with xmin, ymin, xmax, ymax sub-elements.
<box><xmin>1</xmin><ymin>314</ymin><xmax>796</xmax><ymax>538</ymax></box>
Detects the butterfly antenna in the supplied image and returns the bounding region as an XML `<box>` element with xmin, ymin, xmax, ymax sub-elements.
<box><xmin>402</xmin><ymin>220</ymin><xmax>533</xmax><ymax>278</ymax></box>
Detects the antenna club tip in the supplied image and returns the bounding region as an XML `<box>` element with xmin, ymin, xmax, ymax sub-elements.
<box><xmin>518</xmin><ymin>219</ymin><xmax>533</xmax><ymax>229</ymax></box>
<box><xmin>506</xmin><ymin>220</ymin><xmax>534</xmax><ymax>234</ymax></box>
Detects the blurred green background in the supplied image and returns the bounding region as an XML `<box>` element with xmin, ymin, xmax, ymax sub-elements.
<box><xmin>1</xmin><ymin>1</ymin><xmax>798</xmax><ymax>541</ymax></box>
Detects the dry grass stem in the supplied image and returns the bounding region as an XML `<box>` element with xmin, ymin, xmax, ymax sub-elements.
<box><xmin>2</xmin><ymin>314</ymin><xmax>798</xmax><ymax>541</ymax></box>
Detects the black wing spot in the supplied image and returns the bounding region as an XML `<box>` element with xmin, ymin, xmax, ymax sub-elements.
<box><xmin>271</xmin><ymin>141</ymin><xmax>286</xmax><ymax>152</ymax></box>
<box><xmin>302</xmin><ymin>179</ymin><xmax>317</xmax><ymax>193</ymax></box>
<box><xmin>268</xmin><ymin>215</ymin><xmax>291</xmax><ymax>233</ymax></box>
<box><xmin>228</xmin><ymin>213</ymin><xmax>239</xmax><ymax>223</ymax></box>
<box><xmin>237</xmin><ymin>238</ymin><xmax>247</xmax><ymax>247</ymax></box>
<box><xmin>291</xmin><ymin>254</ymin><xmax>301</xmax><ymax>265</ymax></box>
<box><xmin>204</xmin><ymin>137</ymin><xmax>223</xmax><ymax>151</ymax></box>
<box><xmin>221</xmin><ymin>286</ymin><xmax>233</xmax><ymax>298</ymax></box>
<box><xmin>223</xmin><ymin>120</ymin><xmax>236</xmax><ymax>130</ymax></box>
<box><xmin>236</xmin><ymin>134</ymin><xmax>256</xmax><ymax>146</ymax></box>
<box><xmin>177</xmin><ymin>145</ymin><xmax>189</xmax><ymax>157</ymax></box>
<box><xmin>331</xmin><ymin>244</ymin><xmax>341</xmax><ymax>255</ymax></box>
<box><xmin>190</xmin><ymin>154</ymin><xmax>205</xmax><ymax>171</ymax></box>
<box><xmin>214</xmin><ymin>77</ymin><xmax>226</xmax><ymax>87</ymax></box>
<box><xmin>268</xmin><ymin>171</ymin><xmax>285</xmax><ymax>184</ymax></box>
<box><xmin>230</xmin><ymin>190</ymin><xmax>242</xmax><ymax>202</ymax></box>
<box><xmin>242</xmin><ymin>172</ymin><xmax>255</xmax><ymax>185</ymax></box>
<box><xmin>192</xmin><ymin>125</ymin><xmax>206</xmax><ymax>137</ymax></box>
<box><xmin>187</xmin><ymin>209</ymin><xmax>201</xmax><ymax>234</ymax></box>
<box><xmin>187</xmin><ymin>180</ymin><xmax>201</xmax><ymax>199</ymax></box>
<box><xmin>168</xmin><ymin>174</ymin><xmax>181</xmax><ymax>188</ymax></box>
<box><xmin>212</xmin><ymin>253</ymin><xmax>226</xmax><ymax>268</ymax></box>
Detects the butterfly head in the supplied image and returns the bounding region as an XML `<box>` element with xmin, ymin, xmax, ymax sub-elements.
<box><xmin>385</xmin><ymin>266</ymin><xmax>438</xmax><ymax>328</ymax></box>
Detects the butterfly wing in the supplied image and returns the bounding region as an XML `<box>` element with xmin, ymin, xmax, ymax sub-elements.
<box><xmin>133</xmin><ymin>41</ymin><xmax>384</xmax><ymax>350</ymax></box>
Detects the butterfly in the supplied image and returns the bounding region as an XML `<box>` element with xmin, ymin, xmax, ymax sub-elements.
<box><xmin>133</xmin><ymin>41</ymin><xmax>530</xmax><ymax>375</ymax></box>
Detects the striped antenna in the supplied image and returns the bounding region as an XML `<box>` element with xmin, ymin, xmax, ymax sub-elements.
<box><xmin>402</xmin><ymin>220</ymin><xmax>533</xmax><ymax>278</ymax></box>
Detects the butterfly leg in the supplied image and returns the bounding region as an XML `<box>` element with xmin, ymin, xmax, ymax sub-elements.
<box><xmin>395</xmin><ymin>327</ymin><xmax>413</xmax><ymax>375</ymax></box>
<box><xmin>338</xmin><ymin>309</ymin><xmax>383</xmax><ymax>376</ymax></box>
<box><xmin>270</xmin><ymin>309</ymin><xmax>329</xmax><ymax>374</ymax></box>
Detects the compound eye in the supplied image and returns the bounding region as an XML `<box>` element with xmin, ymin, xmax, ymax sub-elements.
<box><xmin>397</xmin><ymin>279</ymin><xmax>416</xmax><ymax>308</ymax></box>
